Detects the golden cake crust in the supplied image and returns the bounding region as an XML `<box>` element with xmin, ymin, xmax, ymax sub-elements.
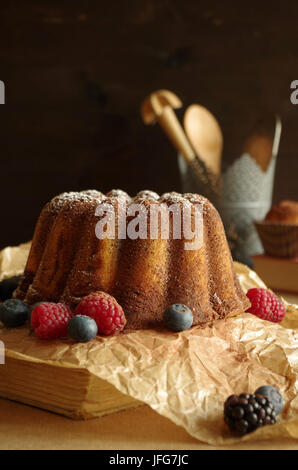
<box><xmin>15</xmin><ymin>189</ymin><xmax>250</xmax><ymax>330</ymax></box>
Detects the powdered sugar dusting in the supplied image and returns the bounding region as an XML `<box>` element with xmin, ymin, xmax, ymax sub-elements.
<box><xmin>184</xmin><ymin>193</ymin><xmax>206</xmax><ymax>205</ymax></box>
<box><xmin>49</xmin><ymin>190</ymin><xmax>208</xmax><ymax>211</ymax></box>
<box><xmin>106</xmin><ymin>189</ymin><xmax>131</xmax><ymax>201</ymax></box>
<box><xmin>212</xmin><ymin>292</ymin><xmax>222</xmax><ymax>305</ymax></box>
<box><xmin>82</xmin><ymin>190</ymin><xmax>105</xmax><ymax>200</ymax></box>
<box><xmin>160</xmin><ymin>192</ymin><xmax>184</xmax><ymax>203</ymax></box>
<box><xmin>47</xmin><ymin>190</ymin><xmax>104</xmax><ymax>215</ymax></box>
<box><xmin>134</xmin><ymin>190</ymin><xmax>159</xmax><ymax>202</ymax></box>
<box><xmin>160</xmin><ymin>193</ymin><xmax>194</xmax><ymax>211</ymax></box>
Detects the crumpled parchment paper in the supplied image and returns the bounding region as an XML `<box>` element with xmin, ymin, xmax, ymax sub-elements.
<box><xmin>0</xmin><ymin>242</ymin><xmax>298</xmax><ymax>445</ymax></box>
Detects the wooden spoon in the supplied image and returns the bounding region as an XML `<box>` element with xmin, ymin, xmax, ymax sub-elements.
<box><xmin>242</xmin><ymin>114</ymin><xmax>282</xmax><ymax>172</ymax></box>
<box><xmin>184</xmin><ymin>104</ymin><xmax>223</xmax><ymax>175</ymax></box>
<box><xmin>141</xmin><ymin>90</ymin><xmax>196</xmax><ymax>164</ymax></box>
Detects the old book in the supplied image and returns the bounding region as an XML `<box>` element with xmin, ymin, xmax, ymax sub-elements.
<box><xmin>252</xmin><ymin>254</ymin><xmax>298</xmax><ymax>293</ymax></box>
<box><xmin>0</xmin><ymin>354</ymin><xmax>143</xmax><ymax>420</ymax></box>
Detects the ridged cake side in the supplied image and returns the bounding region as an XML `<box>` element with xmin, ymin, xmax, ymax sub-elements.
<box><xmin>15</xmin><ymin>189</ymin><xmax>250</xmax><ymax>329</ymax></box>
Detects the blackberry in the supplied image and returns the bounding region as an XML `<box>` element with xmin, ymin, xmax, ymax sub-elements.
<box><xmin>224</xmin><ymin>393</ymin><xmax>277</xmax><ymax>435</ymax></box>
<box><xmin>0</xmin><ymin>276</ymin><xmax>21</xmax><ymax>301</ymax></box>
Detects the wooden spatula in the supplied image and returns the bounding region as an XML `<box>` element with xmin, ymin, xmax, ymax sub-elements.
<box><xmin>141</xmin><ymin>90</ymin><xmax>196</xmax><ymax>164</ymax></box>
<box><xmin>184</xmin><ymin>104</ymin><xmax>223</xmax><ymax>176</ymax></box>
<box><xmin>242</xmin><ymin>115</ymin><xmax>282</xmax><ymax>172</ymax></box>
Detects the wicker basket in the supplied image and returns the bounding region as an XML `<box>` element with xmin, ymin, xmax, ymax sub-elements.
<box><xmin>255</xmin><ymin>221</ymin><xmax>298</xmax><ymax>258</ymax></box>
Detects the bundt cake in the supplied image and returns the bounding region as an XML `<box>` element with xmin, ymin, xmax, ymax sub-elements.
<box><xmin>15</xmin><ymin>189</ymin><xmax>250</xmax><ymax>329</ymax></box>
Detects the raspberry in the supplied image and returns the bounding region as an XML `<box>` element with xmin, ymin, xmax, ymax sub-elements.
<box><xmin>31</xmin><ymin>302</ymin><xmax>72</xmax><ymax>339</ymax></box>
<box><xmin>246</xmin><ymin>288</ymin><xmax>286</xmax><ymax>323</ymax></box>
<box><xmin>74</xmin><ymin>291</ymin><xmax>126</xmax><ymax>336</ymax></box>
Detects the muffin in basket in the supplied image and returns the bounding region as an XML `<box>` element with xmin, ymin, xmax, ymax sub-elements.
<box><xmin>255</xmin><ymin>200</ymin><xmax>298</xmax><ymax>258</ymax></box>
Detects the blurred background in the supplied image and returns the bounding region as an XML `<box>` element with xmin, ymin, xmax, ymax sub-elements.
<box><xmin>1</xmin><ymin>0</ymin><xmax>298</xmax><ymax>248</ymax></box>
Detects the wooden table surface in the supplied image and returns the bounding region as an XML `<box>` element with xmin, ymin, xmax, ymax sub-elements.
<box><xmin>1</xmin><ymin>397</ymin><xmax>298</xmax><ymax>450</ymax></box>
<box><xmin>1</xmin><ymin>291</ymin><xmax>297</xmax><ymax>450</ymax></box>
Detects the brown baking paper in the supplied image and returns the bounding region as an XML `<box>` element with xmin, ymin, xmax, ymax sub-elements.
<box><xmin>1</xmin><ymin>242</ymin><xmax>298</xmax><ymax>445</ymax></box>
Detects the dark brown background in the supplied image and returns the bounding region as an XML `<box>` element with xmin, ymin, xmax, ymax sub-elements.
<box><xmin>0</xmin><ymin>0</ymin><xmax>297</xmax><ymax>249</ymax></box>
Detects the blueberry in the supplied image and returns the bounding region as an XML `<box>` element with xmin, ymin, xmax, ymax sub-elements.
<box><xmin>0</xmin><ymin>299</ymin><xmax>29</xmax><ymax>327</ymax></box>
<box><xmin>254</xmin><ymin>385</ymin><xmax>284</xmax><ymax>415</ymax></box>
<box><xmin>0</xmin><ymin>276</ymin><xmax>21</xmax><ymax>301</ymax></box>
<box><xmin>67</xmin><ymin>315</ymin><xmax>98</xmax><ymax>342</ymax></box>
<box><xmin>163</xmin><ymin>304</ymin><xmax>193</xmax><ymax>332</ymax></box>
